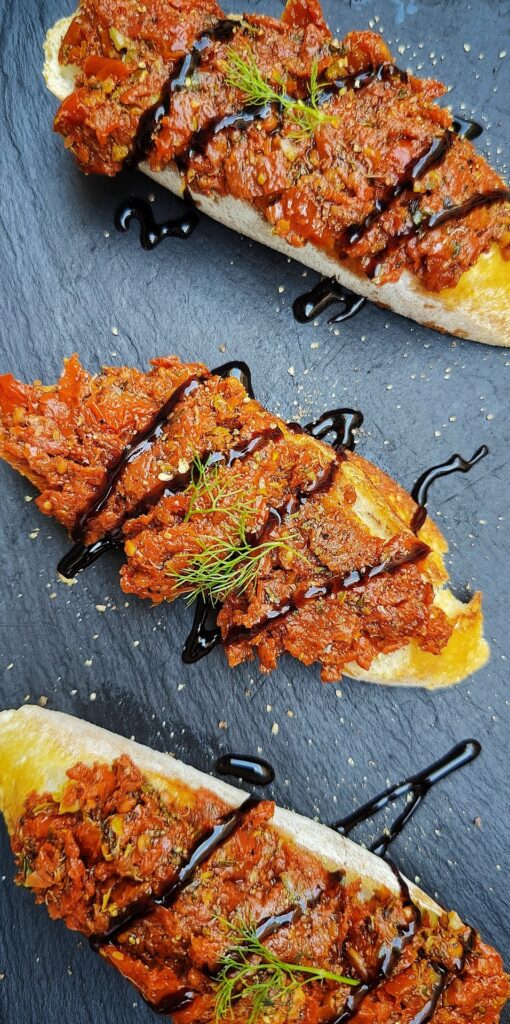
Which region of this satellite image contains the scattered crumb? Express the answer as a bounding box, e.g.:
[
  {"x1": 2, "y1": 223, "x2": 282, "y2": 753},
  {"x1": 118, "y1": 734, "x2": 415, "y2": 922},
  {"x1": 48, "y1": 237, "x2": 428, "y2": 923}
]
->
[
  {"x1": 218, "y1": 720, "x2": 228, "y2": 729},
  {"x1": 38, "y1": 695, "x2": 48, "y2": 707},
  {"x1": 271, "y1": 722, "x2": 279, "y2": 735},
  {"x1": 474, "y1": 816, "x2": 482, "y2": 829},
  {"x1": 111, "y1": 326, "x2": 119, "y2": 336},
  {"x1": 89, "y1": 692, "x2": 97, "y2": 701},
  {"x1": 95, "y1": 604, "x2": 107, "y2": 612}
]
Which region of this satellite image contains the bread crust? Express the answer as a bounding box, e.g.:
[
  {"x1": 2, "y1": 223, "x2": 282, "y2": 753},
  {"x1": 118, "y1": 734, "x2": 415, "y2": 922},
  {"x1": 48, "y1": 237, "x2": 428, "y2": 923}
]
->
[
  {"x1": 0, "y1": 704, "x2": 441, "y2": 913},
  {"x1": 43, "y1": 17, "x2": 510, "y2": 348}
]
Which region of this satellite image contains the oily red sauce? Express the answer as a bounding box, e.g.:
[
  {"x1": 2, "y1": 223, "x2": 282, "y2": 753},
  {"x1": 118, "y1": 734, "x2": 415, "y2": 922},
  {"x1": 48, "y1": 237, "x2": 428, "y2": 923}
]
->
[
  {"x1": 12, "y1": 754, "x2": 510, "y2": 1023},
  {"x1": 54, "y1": 0, "x2": 510, "y2": 292}
]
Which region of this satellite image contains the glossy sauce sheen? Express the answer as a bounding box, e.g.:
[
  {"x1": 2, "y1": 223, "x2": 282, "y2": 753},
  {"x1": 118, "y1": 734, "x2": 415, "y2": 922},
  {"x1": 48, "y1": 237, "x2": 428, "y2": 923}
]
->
[
  {"x1": 215, "y1": 753, "x2": 275, "y2": 786},
  {"x1": 90, "y1": 794, "x2": 260, "y2": 952},
  {"x1": 410, "y1": 445, "x2": 489, "y2": 533},
  {"x1": 292, "y1": 279, "x2": 367, "y2": 324},
  {"x1": 332, "y1": 739, "x2": 481, "y2": 858},
  {"x1": 328, "y1": 870, "x2": 421, "y2": 1024},
  {"x1": 114, "y1": 194, "x2": 199, "y2": 249},
  {"x1": 116, "y1": 15, "x2": 502, "y2": 294},
  {"x1": 127, "y1": 19, "x2": 238, "y2": 169},
  {"x1": 304, "y1": 408, "x2": 364, "y2": 452},
  {"x1": 224, "y1": 541, "x2": 430, "y2": 646}
]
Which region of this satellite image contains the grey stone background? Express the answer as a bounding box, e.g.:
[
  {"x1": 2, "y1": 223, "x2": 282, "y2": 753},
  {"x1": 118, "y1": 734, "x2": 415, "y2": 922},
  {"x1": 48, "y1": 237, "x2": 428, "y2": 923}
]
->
[{"x1": 0, "y1": 0, "x2": 509, "y2": 1020}]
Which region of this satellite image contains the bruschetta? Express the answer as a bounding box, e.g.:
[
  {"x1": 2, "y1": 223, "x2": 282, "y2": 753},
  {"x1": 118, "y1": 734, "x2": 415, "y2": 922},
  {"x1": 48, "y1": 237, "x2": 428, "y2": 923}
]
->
[
  {"x1": 0, "y1": 354, "x2": 488, "y2": 687},
  {"x1": 43, "y1": 0, "x2": 510, "y2": 345},
  {"x1": 0, "y1": 706, "x2": 508, "y2": 1022}
]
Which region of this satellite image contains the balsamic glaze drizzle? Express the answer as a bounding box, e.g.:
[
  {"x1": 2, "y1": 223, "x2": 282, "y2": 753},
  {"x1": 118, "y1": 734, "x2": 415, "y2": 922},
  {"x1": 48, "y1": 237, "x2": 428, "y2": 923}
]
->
[
  {"x1": 426, "y1": 188, "x2": 510, "y2": 229},
  {"x1": 114, "y1": 195, "x2": 199, "y2": 250},
  {"x1": 451, "y1": 114, "x2": 484, "y2": 141},
  {"x1": 73, "y1": 375, "x2": 205, "y2": 543},
  {"x1": 410, "y1": 445, "x2": 489, "y2": 533},
  {"x1": 127, "y1": 19, "x2": 238, "y2": 169},
  {"x1": 58, "y1": 374, "x2": 208, "y2": 579},
  {"x1": 90, "y1": 794, "x2": 260, "y2": 952},
  {"x1": 224, "y1": 541, "x2": 430, "y2": 647},
  {"x1": 328, "y1": 869, "x2": 421, "y2": 1024},
  {"x1": 332, "y1": 739, "x2": 481, "y2": 858},
  {"x1": 292, "y1": 279, "x2": 367, "y2": 325},
  {"x1": 215, "y1": 753, "x2": 275, "y2": 786},
  {"x1": 304, "y1": 408, "x2": 364, "y2": 452},
  {"x1": 86, "y1": 738, "x2": 480, "y2": 1020},
  {"x1": 182, "y1": 595, "x2": 222, "y2": 662}
]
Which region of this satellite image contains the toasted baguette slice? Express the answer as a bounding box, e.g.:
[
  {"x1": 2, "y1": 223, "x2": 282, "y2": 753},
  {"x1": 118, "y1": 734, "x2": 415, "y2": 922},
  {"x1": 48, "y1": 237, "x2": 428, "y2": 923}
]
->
[
  {"x1": 43, "y1": 16, "x2": 510, "y2": 347},
  {"x1": 1, "y1": 706, "x2": 509, "y2": 1024},
  {"x1": 0, "y1": 354, "x2": 489, "y2": 688},
  {"x1": 0, "y1": 705, "x2": 426, "y2": 902}
]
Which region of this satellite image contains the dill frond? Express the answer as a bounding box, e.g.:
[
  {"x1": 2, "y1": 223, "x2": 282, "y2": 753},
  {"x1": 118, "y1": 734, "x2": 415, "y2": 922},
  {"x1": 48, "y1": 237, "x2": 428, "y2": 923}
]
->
[
  {"x1": 214, "y1": 919, "x2": 359, "y2": 1023},
  {"x1": 225, "y1": 48, "x2": 338, "y2": 138},
  {"x1": 167, "y1": 522, "x2": 301, "y2": 605},
  {"x1": 183, "y1": 454, "x2": 252, "y2": 522}
]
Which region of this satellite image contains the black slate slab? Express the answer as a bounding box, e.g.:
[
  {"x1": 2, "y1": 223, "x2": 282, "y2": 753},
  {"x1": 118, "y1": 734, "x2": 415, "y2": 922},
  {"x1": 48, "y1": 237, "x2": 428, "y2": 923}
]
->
[{"x1": 0, "y1": 0, "x2": 509, "y2": 1021}]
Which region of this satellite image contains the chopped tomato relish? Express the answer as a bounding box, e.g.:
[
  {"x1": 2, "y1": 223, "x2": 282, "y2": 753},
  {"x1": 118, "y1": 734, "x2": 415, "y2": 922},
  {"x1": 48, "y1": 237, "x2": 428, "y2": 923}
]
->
[
  {"x1": 0, "y1": 356, "x2": 453, "y2": 681},
  {"x1": 53, "y1": 0, "x2": 510, "y2": 290},
  {"x1": 12, "y1": 756, "x2": 510, "y2": 1022}
]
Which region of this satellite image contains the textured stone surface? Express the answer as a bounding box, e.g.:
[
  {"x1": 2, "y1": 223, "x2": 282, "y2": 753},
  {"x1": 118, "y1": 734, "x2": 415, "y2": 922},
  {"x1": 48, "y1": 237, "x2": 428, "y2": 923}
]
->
[{"x1": 0, "y1": 0, "x2": 509, "y2": 1020}]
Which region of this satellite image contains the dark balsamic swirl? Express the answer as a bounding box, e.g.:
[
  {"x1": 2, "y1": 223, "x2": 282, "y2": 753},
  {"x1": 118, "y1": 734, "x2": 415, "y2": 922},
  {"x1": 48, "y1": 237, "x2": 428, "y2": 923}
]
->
[
  {"x1": 86, "y1": 738, "x2": 480, "y2": 1020},
  {"x1": 293, "y1": 280, "x2": 366, "y2": 325},
  {"x1": 410, "y1": 445, "x2": 489, "y2": 533},
  {"x1": 304, "y1": 408, "x2": 364, "y2": 452},
  {"x1": 114, "y1": 194, "x2": 199, "y2": 250},
  {"x1": 332, "y1": 739, "x2": 481, "y2": 857},
  {"x1": 215, "y1": 753, "x2": 275, "y2": 786}
]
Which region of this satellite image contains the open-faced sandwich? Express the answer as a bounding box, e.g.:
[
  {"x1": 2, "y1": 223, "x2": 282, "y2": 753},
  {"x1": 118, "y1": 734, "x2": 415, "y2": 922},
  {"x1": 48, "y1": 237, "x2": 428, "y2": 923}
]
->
[
  {"x1": 0, "y1": 355, "x2": 488, "y2": 687},
  {"x1": 43, "y1": 0, "x2": 510, "y2": 345},
  {"x1": 0, "y1": 706, "x2": 508, "y2": 1022}
]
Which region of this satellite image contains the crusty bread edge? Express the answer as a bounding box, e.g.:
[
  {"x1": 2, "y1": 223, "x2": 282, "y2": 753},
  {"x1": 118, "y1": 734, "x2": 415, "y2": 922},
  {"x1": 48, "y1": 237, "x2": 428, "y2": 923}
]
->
[
  {"x1": 0, "y1": 705, "x2": 444, "y2": 918},
  {"x1": 43, "y1": 16, "x2": 510, "y2": 348}
]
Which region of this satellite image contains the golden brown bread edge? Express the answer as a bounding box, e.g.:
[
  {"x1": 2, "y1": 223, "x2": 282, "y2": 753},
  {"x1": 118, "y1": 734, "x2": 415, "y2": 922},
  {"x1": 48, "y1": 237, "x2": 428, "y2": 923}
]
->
[
  {"x1": 43, "y1": 16, "x2": 510, "y2": 347},
  {"x1": 0, "y1": 354, "x2": 489, "y2": 689}
]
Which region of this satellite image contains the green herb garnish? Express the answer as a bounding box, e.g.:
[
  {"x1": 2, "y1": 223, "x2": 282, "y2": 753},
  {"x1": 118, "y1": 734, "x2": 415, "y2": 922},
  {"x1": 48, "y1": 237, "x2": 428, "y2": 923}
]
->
[
  {"x1": 225, "y1": 49, "x2": 337, "y2": 138},
  {"x1": 214, "y1": 919, "x2": 359, "y2": 1023},
  {"x1": 167, "y1": 515, "x2": 302, "y2": 605},
  {"x1": 183, "y1": 454, "x2": 253, "y2": 523}
]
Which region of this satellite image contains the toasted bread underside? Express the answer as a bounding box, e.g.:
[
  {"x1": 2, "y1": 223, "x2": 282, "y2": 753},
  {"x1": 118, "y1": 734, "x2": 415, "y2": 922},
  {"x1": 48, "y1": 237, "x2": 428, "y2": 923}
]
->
[
  {"x1": 44, "y1": 16, "x2": 510, "y2": 347},
  {"x1": 0, "y1": 705, "x2": 442, "y2": 915}
]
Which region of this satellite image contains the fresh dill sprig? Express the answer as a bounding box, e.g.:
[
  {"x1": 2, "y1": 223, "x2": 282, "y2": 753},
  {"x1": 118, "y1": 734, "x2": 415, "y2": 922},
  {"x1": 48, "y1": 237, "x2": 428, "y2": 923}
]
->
[
  {"x1": 167, "y1": 514, "x2": 301, "y2": 605},
  {"x1": 183, "y1": 454, "x2": 253, "y2": 523},
  {"x1": 214, "y1": 919, "x2": 359, "y2": 1023},
  {"x1": 225, "y1": 48, "x2": 337, "y2": 138}
]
